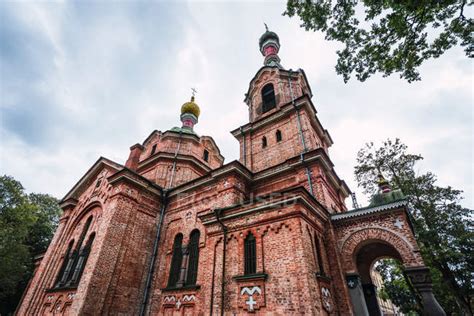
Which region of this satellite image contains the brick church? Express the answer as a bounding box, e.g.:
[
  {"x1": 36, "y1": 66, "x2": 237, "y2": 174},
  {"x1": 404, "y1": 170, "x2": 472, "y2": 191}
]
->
[{"x1": 17, "y1": 29, "x2": 446, "y2": 315}]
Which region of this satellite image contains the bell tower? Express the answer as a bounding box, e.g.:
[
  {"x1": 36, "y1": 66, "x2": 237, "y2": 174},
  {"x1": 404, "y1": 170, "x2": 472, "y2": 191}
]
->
[
  {"x1": 231, "y1": 27, "x2": 349, "y2": 212},
  {"x1": 232, "y1": 27, "x2": 334, "y2": 172}
]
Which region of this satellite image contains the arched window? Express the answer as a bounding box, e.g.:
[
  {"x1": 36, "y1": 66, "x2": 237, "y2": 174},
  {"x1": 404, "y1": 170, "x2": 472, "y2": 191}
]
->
[
  {"x1": 244, "y1": 233, "x2": 257, "y2": 275},
  {"x1": 261, "y1": 83, "x2": 276, "y2": 113},
  {"x1": 168, "y1": 234, "x2": 183, "y2": 287},
  {"x1": 262, "y1": 136, "x2": 267, "y2": 148},
  {"x1": 314, "y1": 235, "x2": 325, "y2": 275},
  {"x1": 186, "y1": 230, "x2": 200, "y2": 285},
  {"x1": 70, "y1": 232, "x2": 95, "y2": 285},
  {"x1": 276, "y1": 130, "x2": 282, "y2": 142},
  {"x1": 56, "y1": 239, "x2": 74, "y2": 287},
  {"x1": 65, "y1": 215, "x2": 93, "y2": 285},
  {"x1": 203, "y1": 149, "x2": 209, "y2": 162}
]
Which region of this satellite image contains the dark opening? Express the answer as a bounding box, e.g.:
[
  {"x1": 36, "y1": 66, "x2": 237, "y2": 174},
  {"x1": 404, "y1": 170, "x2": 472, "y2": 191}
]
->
[
  {"x1": 150, "y1": 144, "x2": 157, "y2": 156},
  {"x1": 244, "y1": 233, "x2": 257, "y2": 275},
  {"x1": 276, "y1": 130, "x2": 282, "y2": 142},
  {"x1": 261, "y1": 83, "x2": 276, "y2": 113},
  {"x1": 186, "y1": 230, "x2": 200, "y2": 285},
  {"x1": 262, "y1": 136, "x2": 267, "y2": 148},
  {"x1": 70, "y1": 232, "x2": 95, "y2": 285},
  {"x1": 55, "y1": 239, "x2": 74, "y2": 287},
  {"x1": 168, "y1": 234, "x2": 183, "y2": 287},
  {"x1": 203, "y1": 149, "x2": 209, "y2": 162},
  {"x1": 56, "y1": 215, "x2": 93, "y2": 287},
  {"x1": 314, "y1": 235, "x2": 325, "y2": 275}
]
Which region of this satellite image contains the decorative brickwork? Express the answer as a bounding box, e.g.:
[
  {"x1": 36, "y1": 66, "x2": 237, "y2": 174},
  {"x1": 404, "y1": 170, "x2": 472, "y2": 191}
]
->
[{"x1": 17, "y1": 29, "x2": 445, "y2": 316}]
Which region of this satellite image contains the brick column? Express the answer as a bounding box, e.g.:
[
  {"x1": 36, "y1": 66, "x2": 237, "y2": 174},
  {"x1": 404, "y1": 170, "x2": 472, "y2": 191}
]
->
[
  {"x1": 404, "y1": 266, "x2": 446, "y2": 316},
  {"x1": 362, "y1": 283, "x2": 382, "y2": 316},
  {"x1": 346, "y1": 274, "x2": 369, "y2": 316}
]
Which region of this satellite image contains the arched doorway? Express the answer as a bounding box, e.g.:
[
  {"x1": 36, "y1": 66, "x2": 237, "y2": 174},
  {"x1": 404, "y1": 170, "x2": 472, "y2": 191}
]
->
[
  {"x1": 342, "y1": 232, "x2": 446, "y2": 316},
  {"x1": 355, "y1": 241, "x2": 407, "y2": 315}
]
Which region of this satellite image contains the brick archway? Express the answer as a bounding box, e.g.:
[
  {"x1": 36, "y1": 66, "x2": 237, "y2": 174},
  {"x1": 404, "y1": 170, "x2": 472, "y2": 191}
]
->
[{"x1": 341, "y1": 227, "x2": 422, "y2": 273}]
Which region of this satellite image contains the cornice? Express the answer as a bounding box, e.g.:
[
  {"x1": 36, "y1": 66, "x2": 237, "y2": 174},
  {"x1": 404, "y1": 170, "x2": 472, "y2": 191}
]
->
[
  {"x1": 199, "y1": 188, "x2": 328, "y2": 226},
  {"x1": 331, "y1": 199, "x2": 408, "y2": 222},
  {"x1": 167, "y1": 161, "x2": 252, "y2": 197},
  {"x1": 59, "y1": 197, "x2": 78, "y2": 210},
  {"x1": 107, "y1": 168, "x2": 163, "y2": 197},
  {"x1": 137, "y1": 152, "x2": 212, "y2": 174}
]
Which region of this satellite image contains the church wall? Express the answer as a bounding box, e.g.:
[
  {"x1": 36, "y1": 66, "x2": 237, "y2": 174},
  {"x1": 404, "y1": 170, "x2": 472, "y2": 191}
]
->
[
  {"x1": 16, "y1": 213, "x2": 70, "y2": 315},
  {"x1": 145, "y1": 175, "x2": 340, "y2": 315},
  {"x1": 324, "y1": 225, "x2": 355, "y2": 314},
  {"x1": 147, "y1": 176, "x2": 248, "y2": 315},
  {"x1": 16, "y1": 166, "x2": 119, "y2": 315},
  {"x1": 139, "y1": 133, "x2": 222, "y2": 172},
  {"x1": 139, "y1": 161, "x2": 204, "y2": 189},
  {"x1": 242, "y1": 107, "x2": 327, "y2": 174},
  {"x1": 70, "y1": 181, "x2": 161, "y2": 315},
  {"x1": 100, "y1": 196, "x2": 159, "y2": 314}
]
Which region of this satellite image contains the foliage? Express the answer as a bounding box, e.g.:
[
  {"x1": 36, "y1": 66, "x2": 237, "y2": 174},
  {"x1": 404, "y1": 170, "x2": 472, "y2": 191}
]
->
[
  {"x1": 377, "y1": 259, "x2": 421, "y2": 314},
  {"x1": 0, "y1": 175, "x2": 61, "y2": 315},
  {"x1": 284, "y1": 0, "x2": 473, "y2": 82},
  {"x1": 355, "y1": 139, "x2": 473, "y2": 315}
]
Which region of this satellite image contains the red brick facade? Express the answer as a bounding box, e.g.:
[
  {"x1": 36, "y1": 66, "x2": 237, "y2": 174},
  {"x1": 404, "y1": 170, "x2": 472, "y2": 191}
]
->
[{"x1": 17, "y1": 31, "x2": 444, "y2": 316}]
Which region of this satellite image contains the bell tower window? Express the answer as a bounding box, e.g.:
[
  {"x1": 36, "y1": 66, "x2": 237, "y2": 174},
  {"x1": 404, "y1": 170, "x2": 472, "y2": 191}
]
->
[
  {"x1": 261, "y1": 83, "x2": 276, "y2": 113},
  {"x1": 276, "y1": 130, "x2": 282, "y2": 142},
  {"x1": 262, "y1": 136, "x2": 267, "y2": 148},
  {"x1": 203, "y1": 149, "x2": 209, "y2": 162}
]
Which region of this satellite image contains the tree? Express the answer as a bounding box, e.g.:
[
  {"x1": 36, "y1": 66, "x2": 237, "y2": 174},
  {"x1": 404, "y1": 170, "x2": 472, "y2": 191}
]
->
[
  {"x1": 0, "y1": 175, "x2": 61, "y2": 315},
  {"x1": 354, "y1": 139, "x2": 473, "y2": 315},
  {"x1": 284, "y1": 0, "x2": 473, "y2": 82},
  {"x1": 376, "y1": 259, "x2": 421, "y2": 314}
]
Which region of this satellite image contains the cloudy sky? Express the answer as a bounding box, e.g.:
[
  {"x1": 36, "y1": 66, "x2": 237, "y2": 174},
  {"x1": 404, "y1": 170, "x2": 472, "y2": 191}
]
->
[{"x1": 1, "y1": 1, "x2": 472, "y2": 209}]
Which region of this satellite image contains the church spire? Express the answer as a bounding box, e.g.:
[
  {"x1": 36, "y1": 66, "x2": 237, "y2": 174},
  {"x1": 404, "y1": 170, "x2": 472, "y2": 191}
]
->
[{"x1": 259, "y1": 25, "x2": 282, "y2": 68}]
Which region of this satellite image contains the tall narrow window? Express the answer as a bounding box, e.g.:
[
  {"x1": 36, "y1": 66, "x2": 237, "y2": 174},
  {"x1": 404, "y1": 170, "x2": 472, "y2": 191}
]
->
[
  {"x1": 168, "y1": 234, "x2": 183, "y2": 287},
  {"x1": 262, "y1": 83, "x2": 276, "y2": 113},
  {"x1": 186, "y1": 230, "x2": 200, "y2": 285},
  {"x1": 150, "y1": 144, "x2": 157, "y2": 156},
  {"x1": 244, "y1": 233, "x2": 257, "y2": 275},
  {"x1": 262, "y1": 136, "x2": 267, "y2": 148},
  {"x1": 56, "y1": 240, "x2": 74, "y2": 287},
  {"x1": 66, "y1": 216, "x2": 93, "y2": 284},
  {"x1": 203, "y1": 149, "x2": 209, "y2": 162},
  {"x1": 314, "y1": 235, "x2": 325, "y2": 275},
  {"x1": 276, "y1": 130, "x2": 282, "y2": 142},
  {"x1": 70, "y1": 233, "x2": 95, "y2": 285}
]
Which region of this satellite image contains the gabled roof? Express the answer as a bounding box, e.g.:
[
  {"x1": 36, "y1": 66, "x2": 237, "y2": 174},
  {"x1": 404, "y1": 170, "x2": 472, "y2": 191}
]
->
[
  {"x1": 331, "y1": 199, "x2": 408, "y2": 221},
  {"x1": 61, "y1": 157, "x2": 123, "y2": 203}
]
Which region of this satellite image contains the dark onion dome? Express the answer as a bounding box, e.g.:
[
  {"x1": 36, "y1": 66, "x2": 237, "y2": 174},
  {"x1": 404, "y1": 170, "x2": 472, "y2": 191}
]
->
[{"x1": 259, "y1": 30, "x2": 280, "y2": 48}]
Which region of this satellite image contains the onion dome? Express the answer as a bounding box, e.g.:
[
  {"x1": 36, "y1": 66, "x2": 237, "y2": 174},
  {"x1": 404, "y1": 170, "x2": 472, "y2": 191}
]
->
[
  {"x1": 178, "y1": 95, "x2": 200, "y2": 132},
  {"x1": 369, "y1": 173, "x2": 405, "y2": 207},
  {"x1": 259, "y1": 29, "x2": 280, "y2": 50},
  {"x1": 181, "y1": 96, "x2": 200, "y2": 118},
  {"x1": 376, "y1": 173, "x2": 391, "y2": 193},
  {"x1": 259, "y1": 24, "x2": 282, "y2": 68}
]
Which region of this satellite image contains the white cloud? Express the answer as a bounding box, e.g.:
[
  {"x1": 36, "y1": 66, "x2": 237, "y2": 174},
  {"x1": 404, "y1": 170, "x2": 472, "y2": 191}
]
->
[{"x1": 1, "y1": 1, "x2": 472, "y2": 209}]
